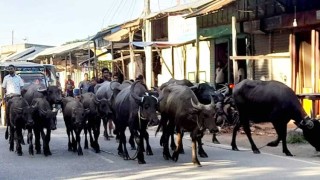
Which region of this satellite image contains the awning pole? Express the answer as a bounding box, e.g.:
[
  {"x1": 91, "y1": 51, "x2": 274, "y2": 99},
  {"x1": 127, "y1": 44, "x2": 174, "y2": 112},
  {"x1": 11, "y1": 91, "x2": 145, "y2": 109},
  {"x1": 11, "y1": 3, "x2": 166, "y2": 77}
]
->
[
  {"x1": 121, "y1": 51, "x2": 126, "y2": 79},
  {"x1": 232, "y1": 16, "x2": 238, "y2": 83}
]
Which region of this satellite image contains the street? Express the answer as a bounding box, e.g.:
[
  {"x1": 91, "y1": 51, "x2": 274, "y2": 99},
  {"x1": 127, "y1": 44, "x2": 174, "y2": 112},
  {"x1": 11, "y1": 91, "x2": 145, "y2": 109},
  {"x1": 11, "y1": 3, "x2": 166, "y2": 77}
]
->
[{"x1": 1, "y1": 113, "x2": 320, "y2": 180}]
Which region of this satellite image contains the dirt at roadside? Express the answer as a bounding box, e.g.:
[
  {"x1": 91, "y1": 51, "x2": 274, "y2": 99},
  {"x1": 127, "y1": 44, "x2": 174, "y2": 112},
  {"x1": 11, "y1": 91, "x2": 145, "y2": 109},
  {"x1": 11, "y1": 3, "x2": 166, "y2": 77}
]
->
[{"x1": 202, "y1": 122, "x2": 320, "y2": 159}]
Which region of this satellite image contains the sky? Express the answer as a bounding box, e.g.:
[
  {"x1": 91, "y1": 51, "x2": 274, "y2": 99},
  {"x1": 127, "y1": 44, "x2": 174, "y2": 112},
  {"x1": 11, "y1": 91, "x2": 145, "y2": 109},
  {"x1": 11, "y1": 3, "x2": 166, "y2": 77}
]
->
[{"x1": 0, "y1": 0, "x2": 191, "y2": 47}]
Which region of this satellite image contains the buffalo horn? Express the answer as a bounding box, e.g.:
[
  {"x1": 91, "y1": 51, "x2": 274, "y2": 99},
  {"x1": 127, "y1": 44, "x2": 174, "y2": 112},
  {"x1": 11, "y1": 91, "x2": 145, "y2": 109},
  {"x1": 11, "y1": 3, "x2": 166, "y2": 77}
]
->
[
  {"x1": 205, "y1": 96, "x2": 215, "y2": 110},
  {"x1": 191, "y1": 98, "x2": 202, "y2": 110},
  {"x1": 37, "y1": 87, "x2": 47, "y2": 92},
  {"x1": 305, "y1": 119, "x2": 314, "y2": 129},
  {"x1": 40, "y1": 109, "x2": 47, "y2": 114},
  {"x1": 152, "y1": 87, "x2": 164, "y2": 102},
  {"x1": 130, "y1": 81, "x2": 143, "y2": 102}
]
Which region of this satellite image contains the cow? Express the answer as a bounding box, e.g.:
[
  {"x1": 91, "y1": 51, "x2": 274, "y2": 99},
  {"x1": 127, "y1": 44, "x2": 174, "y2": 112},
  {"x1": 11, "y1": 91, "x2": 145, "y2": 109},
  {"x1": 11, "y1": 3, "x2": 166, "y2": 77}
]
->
[
  {"x1": 79, "y1": 92, "x2": 111, "y2": 153},
  {"x1": 296, "y1": 119, "x2": 320, "y2": 151},
  {"x1": 61, "y1": 97, "x2": 89, "y2": 155},
  {"x1": 5, "y1": 96, "x2": 35, "y2": 156},
  {"x1": 158, "y1": 84, "x2": 218, "y2": 166},
  {"x1": 113, "y1": 80, "x2": 162, "y2": 164},
  {"x1": 231, "y1": 79, "x2": 316, "y2": 156},
  {"x1": 23, "y1": 84, "x2": 63, "y2": 108},
  {"x1": 31, "y1": 98, "x2": 58, "y2": 156}
]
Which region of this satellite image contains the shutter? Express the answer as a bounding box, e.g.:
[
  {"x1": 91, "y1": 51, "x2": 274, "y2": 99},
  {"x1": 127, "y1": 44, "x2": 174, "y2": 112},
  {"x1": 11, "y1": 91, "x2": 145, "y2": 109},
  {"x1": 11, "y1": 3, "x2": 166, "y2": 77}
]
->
[
  {"x1": 253, "y1": 34, "x2": 270, "y2": 80},
  {"x1": 272, "y1": 31, "x2": 290, "y2": 53}
]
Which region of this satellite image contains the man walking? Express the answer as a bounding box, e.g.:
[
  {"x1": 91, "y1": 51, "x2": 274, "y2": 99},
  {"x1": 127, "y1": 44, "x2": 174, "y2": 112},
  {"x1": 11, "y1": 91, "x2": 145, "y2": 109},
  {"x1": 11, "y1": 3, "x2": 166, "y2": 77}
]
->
[
  {"x1": 79, "y1": 73, "x2": 90, "y2": 94},
  {"x1": 65, "y1": 74, "x2": 75, "y2": 97}
]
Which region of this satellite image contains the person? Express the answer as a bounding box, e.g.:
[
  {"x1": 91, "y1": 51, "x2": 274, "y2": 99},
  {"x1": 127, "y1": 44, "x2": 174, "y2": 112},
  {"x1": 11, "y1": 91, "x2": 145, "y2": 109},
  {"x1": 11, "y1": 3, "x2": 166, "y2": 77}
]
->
[
  {"x1": 215, "y1": 61, "x2": 225, "y2": 88},
  {"x1": 2, "y1": 64, "x2": 24, "y2": 125},
  {"x1": 112, "y1": 72, "x2": 118, "y2": 82},
  {"x1": 65, "y1": 74, "x2": 75, "y2": 97},
  {"x1": 98, "y1": 67, "x2": 111, "y2": 83},
  {"x1": 88, "y1": 77, "x2": 97, "y2": 93},
  {"x1": 135, "y1": 74, "x2": 145, "y2": 84},
  {"x1": 78, "y1": 73, "x2": 90, "y2": 94},
  {"x1": 56, "y1": 76, "x2": 62, "y2": 90}
]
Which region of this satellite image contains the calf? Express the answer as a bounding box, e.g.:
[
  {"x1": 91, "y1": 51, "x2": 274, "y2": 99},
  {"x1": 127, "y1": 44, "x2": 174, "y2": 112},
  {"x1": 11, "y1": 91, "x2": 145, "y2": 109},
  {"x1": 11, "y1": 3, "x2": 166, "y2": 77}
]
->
[
  {"x1": 80, "y1": 92, "x2": 111, "y2": 153},
  {"x1": 6, "y1": 97, "x2": 35, "y2": 156},
  {"x1": 61, "y1": 97, "x2": 89, "y2": 155},
  {"x1": 31, "y1": 98, "x2": 58, "y2": 156}
]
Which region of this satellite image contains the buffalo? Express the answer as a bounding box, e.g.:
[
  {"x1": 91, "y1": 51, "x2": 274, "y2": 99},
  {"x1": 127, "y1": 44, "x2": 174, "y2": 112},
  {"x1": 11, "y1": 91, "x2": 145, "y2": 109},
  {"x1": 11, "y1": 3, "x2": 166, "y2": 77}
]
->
[
  {"x1": 80, "y1": 92, "x2": 111, "y2": 153},
  {"x1": 231, "y1": 79, "x2": 315, "y2": 156},
  {"x1": 23, "y1": 84, "x2": 62, "y2": 108},
  {"x1": 5, "y1": 97, "x2": 35, "y2": 156},
  {"x1": 158, "y1": 84, "x2": 218, "y2": 166},
  {"x1": 61, "y1": 97, "x2": 89, "y2": 155},
  {"x1": 31, "y1": 98, "x2": 58, "y2": 156},
  {"x1": 114, "y1": 80, "x2": 162, "y2": 164}
]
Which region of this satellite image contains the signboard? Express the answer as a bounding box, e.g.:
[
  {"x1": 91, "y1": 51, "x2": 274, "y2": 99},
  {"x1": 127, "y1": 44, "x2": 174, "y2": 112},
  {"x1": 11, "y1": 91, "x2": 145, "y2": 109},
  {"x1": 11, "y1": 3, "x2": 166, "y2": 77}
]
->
[{"x1": 168, "y1": 15, "x2": 196, "y2": 43}]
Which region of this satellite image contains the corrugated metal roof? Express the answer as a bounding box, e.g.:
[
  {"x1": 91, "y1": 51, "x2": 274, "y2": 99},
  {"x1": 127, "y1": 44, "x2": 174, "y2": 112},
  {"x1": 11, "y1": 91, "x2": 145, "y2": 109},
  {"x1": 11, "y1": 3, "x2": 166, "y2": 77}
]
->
[
  {"x1": 36, "y1": 41, "x2": 89, "y2": 57},
  {"x1": 185, "y1": 0, "x2": 236, "y2": 18},
  {"x1": 1, "y1": 47, "x2": 47, "y2": 62},
  {"x1": 144, "y1": 0, "x2": 213, "y2": 20}
]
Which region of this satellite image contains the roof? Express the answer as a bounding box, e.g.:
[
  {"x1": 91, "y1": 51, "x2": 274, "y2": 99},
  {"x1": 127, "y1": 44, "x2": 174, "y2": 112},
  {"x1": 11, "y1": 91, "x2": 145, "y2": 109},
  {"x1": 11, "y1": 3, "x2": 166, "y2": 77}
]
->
[
  {"x1": 36, "y1": 41, "x2": 90, "y2": 57},
  {"x1": 144, "y1": 0, "x2": 212, "y2": 20},
  {"x1": 1, "y1": 47, "x2": 48, "y2": 62},
  {"x1": 185, "y1": 0, "x2": 236, "y2": 18},
  {"x1": 131, "y1": 40, "x2": 195, "y2": 48},
  {"x1": 0, "y1": 61, "x2": 44, "y2": 68}
]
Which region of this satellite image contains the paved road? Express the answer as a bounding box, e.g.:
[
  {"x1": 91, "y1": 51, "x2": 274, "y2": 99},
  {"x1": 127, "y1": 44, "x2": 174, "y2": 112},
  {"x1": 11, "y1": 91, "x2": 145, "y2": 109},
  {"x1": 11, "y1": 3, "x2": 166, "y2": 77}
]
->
[{"x1": 1, "y1": 113, "x2": 320, "y2": 180}]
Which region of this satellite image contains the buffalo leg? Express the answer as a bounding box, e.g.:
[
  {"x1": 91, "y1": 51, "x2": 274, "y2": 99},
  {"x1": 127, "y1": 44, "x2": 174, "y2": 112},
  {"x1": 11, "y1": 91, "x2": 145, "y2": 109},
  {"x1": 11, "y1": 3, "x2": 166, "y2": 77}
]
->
[
  {"x1": 92, "y1": 118, "x2": 101, "y2": 153},
  {"x1": 212, "y1": 133, "x2": 220, "y2": 144},
  {"x1": 231, "y1": 119, "x2": 242, "y2": 151},
  {"x1": 196, "y1": 132, "x2": 208, "y2": 158},
  {"x1": 170, "y1": 133, "x2": 176, "y2": 151},
  {"x1": 191, "y1": 132, "x2": 201, "y2": 166},
  {"x1": 15, "y1": 129, "x2": 23, "y2": 156},
  {"x1": 162, "y1": 118, "x2": 172, "y2": 160},
  {"x1": 144, "y1": 131, "x2": 153, "y2": 155},
  {"x1": 66, "y1": 128, "x2": 72, "y2": 151},
  {"x1": 178, "y1": 131, "x2": 184, "y2": 154},
  {"x1": 272, "y1": 121, "x2": 293, "y2": 156},
  {"x1": 103, "y1": 117, "x2": 110, "y2": 140},
  {"x1": 34, "y1": 128, "x2": 41, "y2": 154},
  {"x1": 76, "y1": 130, "x2": 83, "y2": 156},
  {"x1": 84, "y1": 124, "x2": 89, "y2": 149},
  {"x1": 70, "y1": 130, "x2": 77, "y2": 152},
  {"x1": 135, "y1": 131, "x2": 146, "y2": 164},
  {"x1": 27, "y1": 128, "x2": 34, "y2": 155},
  {"x1": 129, "y1": 130, "x2": 136, "y2": 150},
  {"x1": 9, "y1": 125, "x2": 14, "y2": 152},
  {"x1": 172, "y1": 130, "x2": 182, "y2": 162},
  {"x1": 242, "y1": 121, "x2": 260, "y2": 154}
]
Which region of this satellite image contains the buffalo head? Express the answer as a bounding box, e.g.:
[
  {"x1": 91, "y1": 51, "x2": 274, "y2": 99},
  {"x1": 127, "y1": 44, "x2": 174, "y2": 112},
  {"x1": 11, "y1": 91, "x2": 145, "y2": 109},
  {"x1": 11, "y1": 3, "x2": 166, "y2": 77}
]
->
[
  {"x1": 13, "y1": 106, "x2": 35, "y2": 128},
  {"x1": 45, "y1": 86, "x2": 63, "y2": 104},
  {"x1": 191, "y1": 96, "x2": 219, "y2": 133},
  {"x1": 296, "y1": 117, "x2": 320, "y2": 151},
  {"x1": 130, "y1": 81, "x2": 162, "y2": 126},
  {"x1": 94, "y1": 97, "x2": 112, "y2": 118},
  {"x1": 40, "y1": 108, "x2": 59, "y2": 130},
  {"x1": 72, "y1": 107, "x2": 90, "y2": 128}
]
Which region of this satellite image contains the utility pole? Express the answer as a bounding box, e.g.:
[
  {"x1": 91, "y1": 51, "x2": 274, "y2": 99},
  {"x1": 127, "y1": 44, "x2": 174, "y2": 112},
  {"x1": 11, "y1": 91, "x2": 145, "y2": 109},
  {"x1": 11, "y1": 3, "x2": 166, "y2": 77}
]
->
[{"x1": 143, "y1": 0, "x2": 152, "y2": 88}]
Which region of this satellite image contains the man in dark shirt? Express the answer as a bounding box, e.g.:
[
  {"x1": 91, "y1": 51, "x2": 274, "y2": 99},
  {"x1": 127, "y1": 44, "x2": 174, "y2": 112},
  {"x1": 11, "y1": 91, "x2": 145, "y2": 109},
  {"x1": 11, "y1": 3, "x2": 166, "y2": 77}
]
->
[{"x1": 88, "y1": 77, "x2": 97, "y2": 93}]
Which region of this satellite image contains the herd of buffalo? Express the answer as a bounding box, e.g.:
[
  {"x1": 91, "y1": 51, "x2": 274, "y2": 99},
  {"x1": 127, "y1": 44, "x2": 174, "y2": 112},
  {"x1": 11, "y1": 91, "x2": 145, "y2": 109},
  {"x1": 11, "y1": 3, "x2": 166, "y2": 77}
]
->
[{"x1": 4, "y1": 78, "x2": 320, "y2": 166}]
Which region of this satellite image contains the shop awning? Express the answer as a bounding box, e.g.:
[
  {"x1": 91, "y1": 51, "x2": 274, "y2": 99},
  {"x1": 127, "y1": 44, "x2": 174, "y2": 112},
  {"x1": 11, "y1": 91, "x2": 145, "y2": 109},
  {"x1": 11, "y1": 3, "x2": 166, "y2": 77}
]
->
[
  {"x1": 2, "y1": 47, "x2": 47, "y2": 62},
  {"x1": 130, "y1": 40, "x2": 195, "y2": 48},
  {"x1": 144, "y1": 0, "x2": 212, "y2": 20},
  {"x1": 185, "y1": 0, "x2": 236, "y2": 18},
  {"x1": 36, "y1": 41, "x2": 90, "y2": 57}
]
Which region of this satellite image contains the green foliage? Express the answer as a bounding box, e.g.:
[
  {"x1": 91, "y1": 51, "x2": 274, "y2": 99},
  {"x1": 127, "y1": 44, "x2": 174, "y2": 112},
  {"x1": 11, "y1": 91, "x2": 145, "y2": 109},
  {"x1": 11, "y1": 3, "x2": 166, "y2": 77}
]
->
[{"x1": 287, "y1": 131, "x2": 307, "y2": 144}]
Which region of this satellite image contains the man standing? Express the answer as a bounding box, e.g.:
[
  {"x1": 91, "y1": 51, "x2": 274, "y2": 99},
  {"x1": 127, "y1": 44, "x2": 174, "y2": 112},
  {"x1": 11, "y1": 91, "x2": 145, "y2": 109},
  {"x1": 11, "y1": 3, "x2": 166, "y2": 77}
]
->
[
  {"x1": 79, "y1": 73, "x2": 90, "y2": 94},
  {"x1": 2, "y1": 65, "x2": 24, "y2": 97},
  {"x1": 65, "y1": 74, "x2": 75, "y2": 97},
  {"x1": 2, "y1": 64, "x2": 24, "y2": 126}
]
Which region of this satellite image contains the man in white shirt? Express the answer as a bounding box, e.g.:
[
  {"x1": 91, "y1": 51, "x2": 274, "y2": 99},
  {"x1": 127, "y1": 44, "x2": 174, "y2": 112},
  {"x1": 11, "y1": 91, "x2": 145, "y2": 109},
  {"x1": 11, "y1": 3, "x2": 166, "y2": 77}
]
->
[
  {"x1": 215, "y1": 62, "x2": 225, "y2": 85},
  {"x1": 2, "y1": 65, "x2": 24, "y2": 97}
]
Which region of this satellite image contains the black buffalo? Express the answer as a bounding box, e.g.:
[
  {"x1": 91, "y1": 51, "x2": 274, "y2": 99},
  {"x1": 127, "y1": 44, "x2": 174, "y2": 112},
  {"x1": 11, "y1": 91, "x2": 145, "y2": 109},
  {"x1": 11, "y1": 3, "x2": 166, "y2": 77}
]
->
[
  {"x1": 31, "y1": 98, "x2": 58, "y2": 156},
  {"x1": 114, "y1": 80, "x2": 162, "y2": 164},
  {"x1": 159, "y1": 84, "x2": 218, "y2": 166},
  {"x1": 80, "y1": 92, "x2": 111, "y2": 153},
  {"x1": 61, "y1": 97, "x2": 89, "y2": 155},
  {"x1": 23, "y1": 84, "x2": 62, "y2": 108},
  {"x1": 6, "y1": 97, "x2": 35, "y2": 156},
  {"x1": 232, "y1": 79, "x2": 315, "y2": 156},
  {"x1": 159, "y1": 79, "x2": 230, "y2": 158}
]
